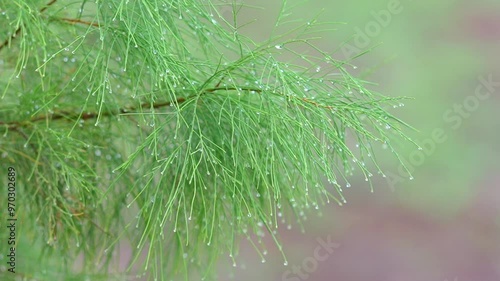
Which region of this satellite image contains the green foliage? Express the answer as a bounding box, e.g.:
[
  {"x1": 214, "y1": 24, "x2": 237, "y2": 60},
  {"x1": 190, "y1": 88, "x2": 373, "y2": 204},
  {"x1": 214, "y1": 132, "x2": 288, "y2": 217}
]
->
[{"x1": 0, "y1": 0, "x2": 415, "y2": 280}]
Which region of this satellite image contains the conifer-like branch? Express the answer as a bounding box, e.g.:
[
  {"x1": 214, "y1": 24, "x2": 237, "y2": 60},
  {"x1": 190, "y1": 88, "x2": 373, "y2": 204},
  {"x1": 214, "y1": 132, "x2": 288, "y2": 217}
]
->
[{"x1": 0, "y1": 1, "x2": 416, "y2": 280}]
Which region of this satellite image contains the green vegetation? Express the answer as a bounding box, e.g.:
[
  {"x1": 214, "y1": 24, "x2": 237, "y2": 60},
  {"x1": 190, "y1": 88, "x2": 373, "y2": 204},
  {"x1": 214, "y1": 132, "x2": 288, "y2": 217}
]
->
[{"x1": 0, "y1": 0, "x2": 415, "y2": 280}]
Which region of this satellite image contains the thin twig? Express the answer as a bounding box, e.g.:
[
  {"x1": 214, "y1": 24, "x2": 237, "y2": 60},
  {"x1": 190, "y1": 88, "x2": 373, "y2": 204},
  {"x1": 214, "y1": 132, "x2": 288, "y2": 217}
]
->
[
  {"x1": 58, "y1": 17, "x2": 100, "y2": 27},
  {"x1": 41, "y1": 0, "x2": 58, "y2": 13}
]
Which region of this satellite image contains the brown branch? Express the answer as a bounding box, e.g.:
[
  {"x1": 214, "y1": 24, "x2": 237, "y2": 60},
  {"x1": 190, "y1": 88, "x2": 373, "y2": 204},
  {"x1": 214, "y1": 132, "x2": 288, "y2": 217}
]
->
[
  {"x1": 0, "y1": 0, "x2": 57, "y2": 52},
  {"x1": 299, "y1": 96, "x2": 334, "y2": 110},
  {"x1": 1, "y1": 86, "x2": 334, "y2": 130},
  {"x1": 58, "y1": 17, "x2": 100, "y2": 27},
  {"x1": 0, "y1": 92, "x2": 189, "y2": 131},
  {"x1": 41, "y1": 0, "x2": 58, "y2": 13}
]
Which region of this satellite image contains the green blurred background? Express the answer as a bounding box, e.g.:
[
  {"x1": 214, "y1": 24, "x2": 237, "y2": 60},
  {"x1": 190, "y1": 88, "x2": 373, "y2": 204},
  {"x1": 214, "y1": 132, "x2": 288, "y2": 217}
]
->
[{"x1": 217, "y1": 0, "x2": 500, "y2": 280}]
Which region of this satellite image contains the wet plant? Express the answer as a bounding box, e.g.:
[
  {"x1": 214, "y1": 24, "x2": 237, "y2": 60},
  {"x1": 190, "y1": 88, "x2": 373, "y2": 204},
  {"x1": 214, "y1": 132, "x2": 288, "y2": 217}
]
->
[{"x1": 0, "y1": 0, "x2": 416, "y2": 280}]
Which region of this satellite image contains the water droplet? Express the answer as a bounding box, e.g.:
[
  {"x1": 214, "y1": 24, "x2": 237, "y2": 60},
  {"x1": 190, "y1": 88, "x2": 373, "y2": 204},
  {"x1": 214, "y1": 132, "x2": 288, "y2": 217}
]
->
[{"x1": 275, "y1": 44, "x2": 283, "y2": 50}]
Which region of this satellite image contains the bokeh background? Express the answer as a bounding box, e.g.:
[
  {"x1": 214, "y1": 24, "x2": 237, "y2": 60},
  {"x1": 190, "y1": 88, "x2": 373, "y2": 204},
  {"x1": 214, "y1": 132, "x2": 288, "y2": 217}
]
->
[{"x1": 216, "y1": 0, "x2": 500, "y2": 280}]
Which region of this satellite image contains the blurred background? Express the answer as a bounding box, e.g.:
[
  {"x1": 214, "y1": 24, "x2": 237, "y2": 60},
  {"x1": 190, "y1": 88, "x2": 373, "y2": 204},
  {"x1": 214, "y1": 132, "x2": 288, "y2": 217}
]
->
[{"x1": 216, "y1": 0, "x2": 500, "y2": 280}]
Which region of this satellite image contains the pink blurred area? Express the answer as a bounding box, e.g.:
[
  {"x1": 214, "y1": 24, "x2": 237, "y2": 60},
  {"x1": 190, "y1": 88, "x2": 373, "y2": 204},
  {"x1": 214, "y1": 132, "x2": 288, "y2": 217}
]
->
[{"x1": 221, "y1": 174, "x2": 500, "y2": 281}]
